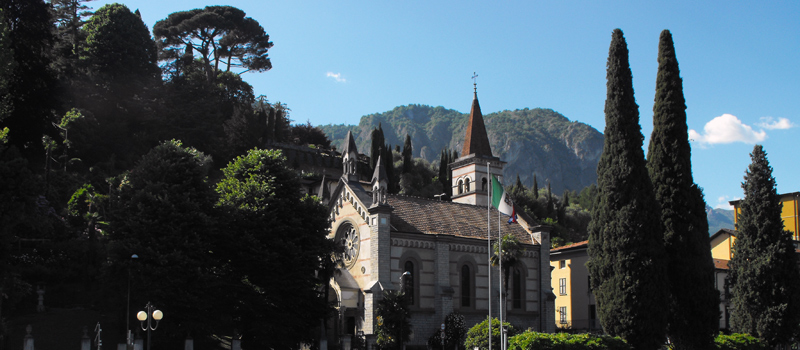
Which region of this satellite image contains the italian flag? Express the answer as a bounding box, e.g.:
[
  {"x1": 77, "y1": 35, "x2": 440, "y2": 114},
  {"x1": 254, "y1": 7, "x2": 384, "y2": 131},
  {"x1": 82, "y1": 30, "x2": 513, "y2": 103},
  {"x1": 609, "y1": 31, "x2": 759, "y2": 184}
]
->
[{"x1": 491, "y1": 175, "x2": 516, "y2": 223}]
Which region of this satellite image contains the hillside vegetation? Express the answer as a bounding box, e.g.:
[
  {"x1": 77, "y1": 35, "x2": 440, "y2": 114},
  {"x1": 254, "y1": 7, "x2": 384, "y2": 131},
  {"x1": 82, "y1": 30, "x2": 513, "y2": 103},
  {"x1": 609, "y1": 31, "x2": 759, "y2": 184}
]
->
[{"x1": 319, "y1": 104, "x2": 604, "y2": 194}]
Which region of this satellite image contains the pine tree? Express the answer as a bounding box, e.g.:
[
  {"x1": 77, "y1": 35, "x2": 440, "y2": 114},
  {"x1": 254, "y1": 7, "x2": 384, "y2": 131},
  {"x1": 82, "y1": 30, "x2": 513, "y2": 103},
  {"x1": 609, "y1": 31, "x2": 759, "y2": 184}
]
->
[
  {"x1": 586, "y1": 28, "x2": 668, "y2": 350},
  {"x1": 728, "y1": 145, "x2": 800, "y2": 347},
  {"x1": 402, "y1": 134, "x2": 412, "y2": 174},
  {"x1": 646, "y1": 29, "x2": 718, "y2": 350}
]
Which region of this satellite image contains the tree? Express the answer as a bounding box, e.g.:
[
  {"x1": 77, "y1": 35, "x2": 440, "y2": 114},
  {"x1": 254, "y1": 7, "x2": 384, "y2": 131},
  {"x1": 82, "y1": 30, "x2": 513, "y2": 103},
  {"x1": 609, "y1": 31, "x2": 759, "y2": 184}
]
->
[
  {"x1": 402, "y1": 134, "x2": 412, "y2": 174},
  {"x1": 106, "y1": 140, "x2": 221, "y2": 347},
  {"x1": 727, "y1": 145, "x2": 800, "y2": 347},
  {"x1": 371, "y1": 124, "x2": 385, "y2": 171},
  {"x1": 49, "y1": 0, "x2": 93, "y2": 81},
  {"x1": 491, "y1": 233, "x2": 523, "y2": 310},
  {"x1": 291, "y1": 120, "x2": 332, "y2": 148},
  {"x1": 427, "y1": 312, "x2": 468, "y2": 350},
  {"x1": 0, "y1": 9, "x2": 14, "y2": 123},
  {"x1": 532, "y1": 174, "x2": 539, "y2": 199},
  {"x1": 376, "y1": 290, "x2": 412, "y2": 350},
  {"x1": 215, "y1": 148, "x2": 333, "y2": 349},
  {"x1": 646, "y1": 30, "x2": 718, "y2": 350},
  {"x1": 82, "y1": 3, "x2": 159, "y2": 91},
  {"x1": 586, "y1": 29, "x2": 668, "y2": 350},
  {"x1": 153, "y1": 6, "x2": 273, "y2": 82},
  {"x1": 0, "y1": 0, "x2": 58, "y2": 159},
  {"x1": 464, "y1": 318, "x2": 517, "y2": 350}
]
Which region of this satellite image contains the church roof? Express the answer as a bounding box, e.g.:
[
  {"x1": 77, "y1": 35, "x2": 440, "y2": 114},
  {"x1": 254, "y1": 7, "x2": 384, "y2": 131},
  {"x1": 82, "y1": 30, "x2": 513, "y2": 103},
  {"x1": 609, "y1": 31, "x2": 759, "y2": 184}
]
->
[
  {"x1": 342, "y1": 130, "x2": 358, "y2": 155},
  {"x1": 461, "y1": 92, "x2": 493, "y2": 158},
  {"x1": 386, "y1": 194, "x2": 537, "y2": 245}
]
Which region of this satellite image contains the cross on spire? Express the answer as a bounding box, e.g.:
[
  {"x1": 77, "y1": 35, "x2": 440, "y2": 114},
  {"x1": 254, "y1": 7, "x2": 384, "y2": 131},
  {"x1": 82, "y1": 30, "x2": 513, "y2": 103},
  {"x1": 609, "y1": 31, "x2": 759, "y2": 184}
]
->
[{"x1": 472, "y1": 72, "x2": 479, "y2": 93}]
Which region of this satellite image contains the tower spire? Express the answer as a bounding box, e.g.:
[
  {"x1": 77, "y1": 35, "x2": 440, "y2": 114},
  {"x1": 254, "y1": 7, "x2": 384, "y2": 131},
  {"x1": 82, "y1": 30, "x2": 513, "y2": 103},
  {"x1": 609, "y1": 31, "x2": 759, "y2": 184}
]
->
[{"x1": 461, "y1": 73, "x2": 493, "y2": 158}]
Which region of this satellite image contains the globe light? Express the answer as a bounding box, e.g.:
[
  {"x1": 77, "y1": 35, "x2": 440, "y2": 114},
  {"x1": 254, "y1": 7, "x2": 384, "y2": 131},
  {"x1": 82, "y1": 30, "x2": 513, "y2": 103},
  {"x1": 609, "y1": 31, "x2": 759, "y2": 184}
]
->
[
  {"x1": 137, "y1": 311, "x2": 147, "y2": 321},
  {"x1": 152, "y1": 310, "x2": 163, "y2": 321}
]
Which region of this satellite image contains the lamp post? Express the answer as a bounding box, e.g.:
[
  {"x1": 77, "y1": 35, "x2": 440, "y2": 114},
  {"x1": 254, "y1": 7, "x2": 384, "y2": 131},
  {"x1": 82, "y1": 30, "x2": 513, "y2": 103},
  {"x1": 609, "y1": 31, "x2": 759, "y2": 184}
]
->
[
  {"x1": 440, "y1": 323, "x2": 445, "y2": 350},
  {"x1": 137, "y1": 302, "x2": 163, "y2": 350},
  {"x1": 127, "y1": 254, "x2": 138, "y2": 350}
]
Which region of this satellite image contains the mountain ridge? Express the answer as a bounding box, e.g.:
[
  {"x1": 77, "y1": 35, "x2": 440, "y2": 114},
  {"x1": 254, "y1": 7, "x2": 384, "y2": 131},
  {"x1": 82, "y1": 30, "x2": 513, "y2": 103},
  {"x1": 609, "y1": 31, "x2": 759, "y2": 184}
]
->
[{"x1": 318, "y1": 104, "x2": 604, "y2": 194}]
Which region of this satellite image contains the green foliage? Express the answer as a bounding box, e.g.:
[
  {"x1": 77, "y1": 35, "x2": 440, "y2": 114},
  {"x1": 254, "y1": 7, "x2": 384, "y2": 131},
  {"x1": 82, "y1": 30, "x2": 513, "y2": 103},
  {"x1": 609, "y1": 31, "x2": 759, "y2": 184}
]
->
[
  {"x1": 216, "y1": 148, "x2": 333, "y2": 349},
  {"x1": 319, "y1": 104, "x2": 603, "y2": 195},
  {"x1": 586, "y1": 29, "x2": 668, "y2": 350},
  {"x1": 465, "y1": 317, "x2": 517, "y2": 350},
  {"x1": 713, "y1": 333, "x2": 767, "y2": 350},
  {"x1": 399, "y1": 157, "x2": 441, "y2": 198},
  {"x1": 153, "y1": 6, "x2": 273, "y2": 82},
  {"x1": 647, "y1": 30, "x2": 719, "y2": 350},
  {"x1": 727, "y1": 145, "x2": 800, "y2": 346},
  {"x1": 508, "y1": 331, "x2": 631, "y2": 350},
  {"x1": 491, "y1": 234, "x2": 524, "y2": 300},
  {"x1": 427, "y1": 313, "x2": 468, "y2": 350},
  {"x1": 371, "y1": 124, "x2": 385, "y2": 171},
  {"x1": 402, "y1": 134, "x2": 413, "y2": 173},
  {"x1": 376, "y1": 290, "x2": 412, "y2": 350}
]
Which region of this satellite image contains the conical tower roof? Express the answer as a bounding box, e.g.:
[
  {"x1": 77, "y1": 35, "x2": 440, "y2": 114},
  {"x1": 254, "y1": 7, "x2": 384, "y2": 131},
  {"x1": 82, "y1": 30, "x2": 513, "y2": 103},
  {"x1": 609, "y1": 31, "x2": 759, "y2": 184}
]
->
[
  {"x1": 461, "y1": 91, "x2": 493, "y2": 158},
  {"x1": 342, "y1": 130, "x2": 358, "y2": 155},
  {"x1": 372, "y1": 155, "x2": 388, "y2": 184}
]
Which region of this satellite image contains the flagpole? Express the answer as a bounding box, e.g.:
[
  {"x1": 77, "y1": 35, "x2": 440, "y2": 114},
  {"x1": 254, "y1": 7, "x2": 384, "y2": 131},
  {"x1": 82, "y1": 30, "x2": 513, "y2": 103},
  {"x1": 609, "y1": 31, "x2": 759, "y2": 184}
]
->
[
  {"x1": 498, "y1": 185, "x2": 504, "y2": 350},
  {"x1": 486, "y1": 161, "x2": 491, "y2": 350}
]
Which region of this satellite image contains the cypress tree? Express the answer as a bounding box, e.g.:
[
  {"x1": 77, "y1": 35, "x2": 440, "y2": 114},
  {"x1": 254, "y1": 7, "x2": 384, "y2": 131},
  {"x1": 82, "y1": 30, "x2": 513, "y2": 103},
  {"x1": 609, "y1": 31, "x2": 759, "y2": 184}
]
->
[
  {"x1": 370, "y1": 123, "x2": 385, "y2": 171},
  {"x1": 382, "y1": 143, "x2": 396, "y2": 193},
  {"x1": 514, "y1": 174, "x2": 524, "y2": 195},
  {"x1": 728, "y1": 145, "x2": 800, "y2": 347},
  {"x1": 402, "y1": 134, "x2": 412, "y2": 174},
  {"x1": 646, "y1": 30, "x2": 718, "y2": 350},
  {"x1": 586, "y1": 28, "x2": 668, "y2": 350},
  {"x1": 532, "y1": 174, "x2": 539, "y2": 199}
]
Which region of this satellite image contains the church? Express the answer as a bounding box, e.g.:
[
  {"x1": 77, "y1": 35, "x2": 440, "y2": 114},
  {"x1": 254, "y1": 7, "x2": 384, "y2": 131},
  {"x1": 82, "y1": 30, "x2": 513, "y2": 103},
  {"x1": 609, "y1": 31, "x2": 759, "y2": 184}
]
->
[{"x1": 324, "y1": 88, "x2": 555, "y2": 349}]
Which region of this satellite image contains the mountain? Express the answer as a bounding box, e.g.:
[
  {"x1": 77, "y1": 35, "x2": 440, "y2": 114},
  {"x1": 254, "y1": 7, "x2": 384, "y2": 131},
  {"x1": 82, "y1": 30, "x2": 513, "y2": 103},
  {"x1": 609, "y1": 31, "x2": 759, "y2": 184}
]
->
[
  {"x1": 318, "y1": 104, "x2": 604, "y2": 194},
  {"x1": 707, "y1": 205, "x2": 735, "y2": 235}
]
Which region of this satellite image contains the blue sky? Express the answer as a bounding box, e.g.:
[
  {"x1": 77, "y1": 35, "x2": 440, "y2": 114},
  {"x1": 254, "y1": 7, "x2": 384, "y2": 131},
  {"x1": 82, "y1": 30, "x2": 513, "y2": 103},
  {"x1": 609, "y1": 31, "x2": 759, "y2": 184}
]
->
[{"x1": 93, "y1": 0, "x2": 799, "y2": 209}]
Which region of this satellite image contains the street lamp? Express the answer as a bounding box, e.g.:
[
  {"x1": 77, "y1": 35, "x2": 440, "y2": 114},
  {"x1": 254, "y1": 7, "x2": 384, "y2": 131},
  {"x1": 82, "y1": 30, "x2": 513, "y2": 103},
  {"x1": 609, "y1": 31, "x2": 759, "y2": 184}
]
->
[
  {"x1": 137, "y1": 302, "x2": 163, "y2": 350},
  {"x1": 126, "y1": 254, "x2": 138, "y2": 350}
]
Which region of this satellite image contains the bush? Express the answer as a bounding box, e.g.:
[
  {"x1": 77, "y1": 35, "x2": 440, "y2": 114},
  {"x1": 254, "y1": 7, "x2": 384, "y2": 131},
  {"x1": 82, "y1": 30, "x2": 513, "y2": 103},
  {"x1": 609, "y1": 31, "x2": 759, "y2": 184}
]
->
[
  {"x1": 714, "y1": 333, "x2": 767, "y2": 350},
  {"x1": 508, "y1": 331, "x2": 630, "y2": 350},
  {"x1": 427, "y1": 312, "x2": 468, "y2": 350},
  {"x1": 465, "y1": 318, "x2": 517, "y2": 350}
]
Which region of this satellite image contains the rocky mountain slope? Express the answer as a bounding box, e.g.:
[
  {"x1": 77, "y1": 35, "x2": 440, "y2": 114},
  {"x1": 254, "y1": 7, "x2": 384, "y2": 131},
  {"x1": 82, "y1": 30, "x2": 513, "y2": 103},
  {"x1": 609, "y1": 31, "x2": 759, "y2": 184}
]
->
[{"x1": 319, "y1": 104, "x2": 604, "y2": 194}]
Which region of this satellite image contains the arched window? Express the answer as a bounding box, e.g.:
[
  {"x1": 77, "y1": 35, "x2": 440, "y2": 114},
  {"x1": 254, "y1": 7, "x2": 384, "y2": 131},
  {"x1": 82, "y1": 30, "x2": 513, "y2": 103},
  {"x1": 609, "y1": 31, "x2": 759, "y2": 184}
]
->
[
  {"x1": 513, "y1": 267, "x2": 523, "y2": 309},
  {"x1": 482, "y1": 177, "x2": 487, "y2": 192},
  {"x1": 465, "y1": 178, "x2": 471, "y2": 192},
  {"x1": 404, "y1": 261, "x2": 415, "y2": 305},
  {"x1": 461, "y1": 265, "x2": 472, "y2": 307},
  {"x1": 336, "y1": 222, "x2": 360, "y2": 269},
  {"x1": 458, "y1": 180, "x2": 464, "y2": 194}
]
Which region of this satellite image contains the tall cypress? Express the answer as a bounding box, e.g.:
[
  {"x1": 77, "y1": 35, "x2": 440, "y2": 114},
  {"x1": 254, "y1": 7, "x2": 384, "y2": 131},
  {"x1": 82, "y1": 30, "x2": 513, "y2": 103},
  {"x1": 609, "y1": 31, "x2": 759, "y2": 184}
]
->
[
  {"x1": 402, "y1": 134, "x2": 412, "y2": 174},
  {"x1": 728, "y1": 145, "x2": 800, "y2": 347},
  {"x1": 586, "y1": 28, "x2": 668, "y2": 350},
  {"x1": 532, "y1": 174, "x2": 539, "y2": 199},
  {"x1": 647, "y1": 30, "x2": 718, "y2": 350},
  {"x1": 370, "y1": 123, "x2": 385, "y2": 171}
]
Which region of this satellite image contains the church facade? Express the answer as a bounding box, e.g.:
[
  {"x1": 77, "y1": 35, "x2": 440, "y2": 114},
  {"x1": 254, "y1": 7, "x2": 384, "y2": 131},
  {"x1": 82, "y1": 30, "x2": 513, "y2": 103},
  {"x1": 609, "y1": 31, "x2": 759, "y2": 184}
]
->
[{"x1": 325, "y1": 90, "x2": 555, "y2": 349}]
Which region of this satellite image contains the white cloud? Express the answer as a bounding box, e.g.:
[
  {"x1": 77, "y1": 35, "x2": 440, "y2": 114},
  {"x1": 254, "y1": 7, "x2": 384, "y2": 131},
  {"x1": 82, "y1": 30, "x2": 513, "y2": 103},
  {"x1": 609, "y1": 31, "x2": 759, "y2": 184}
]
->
[
  {"x1": 757, "y1": 116, "x2": 795, "y2": 130},
  {"x1": 714, "y1": 195, "x2": 739, "y2": 210},
  {"x1": 326, "y1": 72, "x2": 346, "y2": 83},
  {"x1": 689, "y1": 114, "x2": 767, "y2": 146}
]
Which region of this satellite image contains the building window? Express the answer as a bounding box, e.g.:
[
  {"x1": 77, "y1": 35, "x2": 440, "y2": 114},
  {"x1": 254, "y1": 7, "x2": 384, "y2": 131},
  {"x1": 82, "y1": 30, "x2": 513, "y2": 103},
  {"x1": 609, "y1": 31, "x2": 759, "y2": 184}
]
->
[
  {"x1": 512, "y1": 267, "x2": 523, "y2": 309},
  {"x1": 559, "y1": 306, "x2": 567, "y2": 324},
  {"x1": 559, "y1": 278, "x2": 567, "y2": 295},
  {"x1": 465, "y1": 178, "x2": 471, "y2": 192},
  {"x1": 404, "y1": 261, "x2": 415, "y2": 305},
  {"x1": 482, "y1": 177, "x2": 487, "y2": 192},
  {"x1": 458, "y1": 180, "x2": 464, "y2": 194},
  {"x1": 461, "y1": 265, "x2": 471, "y2": 307},
  {"x1": 559, "y1": 260, "x2": 566, "y2": 269}
]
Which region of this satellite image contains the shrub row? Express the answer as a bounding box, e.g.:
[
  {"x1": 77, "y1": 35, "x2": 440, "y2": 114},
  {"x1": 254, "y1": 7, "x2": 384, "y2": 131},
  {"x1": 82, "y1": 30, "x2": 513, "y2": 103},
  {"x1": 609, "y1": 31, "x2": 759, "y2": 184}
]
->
[{"x1": 507, "y1": 332, "x2": 630, "y2": 350}]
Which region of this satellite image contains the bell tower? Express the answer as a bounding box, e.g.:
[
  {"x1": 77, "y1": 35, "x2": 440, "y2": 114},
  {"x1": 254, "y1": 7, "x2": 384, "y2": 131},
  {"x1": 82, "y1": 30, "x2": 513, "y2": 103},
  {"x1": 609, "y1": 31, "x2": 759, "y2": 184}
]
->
[{"x1": 451, "y1": 75, "x2": 504, "y2": 206}]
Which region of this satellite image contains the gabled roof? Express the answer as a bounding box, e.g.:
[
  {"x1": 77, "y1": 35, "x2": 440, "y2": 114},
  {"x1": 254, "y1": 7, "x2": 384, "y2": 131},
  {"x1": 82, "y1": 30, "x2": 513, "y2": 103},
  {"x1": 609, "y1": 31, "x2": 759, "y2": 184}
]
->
[
  {"x1": 386, "y1": 194, "x2": 537, "y2": 245},
  {"x1": 710, "y1": 228, "x2": 736, "y2": 241},
  {"x1": 461, "y1": 92, "x2": 493, "y2": 158}
]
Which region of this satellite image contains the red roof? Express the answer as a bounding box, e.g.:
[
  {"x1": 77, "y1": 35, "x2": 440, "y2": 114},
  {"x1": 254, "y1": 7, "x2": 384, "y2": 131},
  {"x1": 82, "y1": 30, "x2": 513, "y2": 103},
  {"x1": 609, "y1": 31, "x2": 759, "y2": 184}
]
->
[
  {"x1": 550, "y1": 240, "x2": 589, "y2": 252},
  {"x1": 714, "y1": 259, "x2": 729, "y2": 270}
]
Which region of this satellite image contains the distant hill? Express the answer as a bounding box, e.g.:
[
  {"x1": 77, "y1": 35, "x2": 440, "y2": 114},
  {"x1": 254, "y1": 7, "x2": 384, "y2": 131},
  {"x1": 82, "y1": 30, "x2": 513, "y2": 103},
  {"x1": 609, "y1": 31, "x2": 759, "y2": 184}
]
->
[
  {"x1": 707, "y1": 205, "x2": 735, "y2": 235},
  {"x1": 319, "y1": 104, "x2": 604, "y2": 194}
]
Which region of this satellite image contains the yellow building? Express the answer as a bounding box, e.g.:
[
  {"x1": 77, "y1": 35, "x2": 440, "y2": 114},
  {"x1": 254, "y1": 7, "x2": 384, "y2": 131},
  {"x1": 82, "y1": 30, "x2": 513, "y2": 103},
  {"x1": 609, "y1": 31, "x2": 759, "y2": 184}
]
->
[
  {"x1": 730, "y1": 192, "x2": 800, "y2": 241},
  {"x1": 709, "y1": 228, "x2": 736, "y2": 330},
  {"x1": 549, "y1": 241, "x2": 599, "y2": 330}
]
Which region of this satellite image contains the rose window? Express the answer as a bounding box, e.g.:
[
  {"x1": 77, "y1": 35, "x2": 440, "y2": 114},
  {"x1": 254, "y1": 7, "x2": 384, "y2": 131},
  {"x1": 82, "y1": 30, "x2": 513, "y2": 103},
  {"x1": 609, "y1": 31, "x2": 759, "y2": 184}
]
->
[{"x1": 339, "y1": 224, "x2": 359, "y2": 269}]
